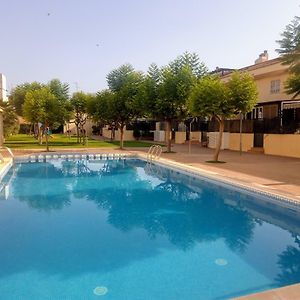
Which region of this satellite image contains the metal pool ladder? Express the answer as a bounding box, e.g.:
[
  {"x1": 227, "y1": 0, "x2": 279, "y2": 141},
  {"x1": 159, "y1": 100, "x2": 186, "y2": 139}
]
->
[
  {"x1": 147, "y1": 145, "x2": 162, "y2": 163},
  {"x1": 0, "y1": 146, "x2": 14, "y2": 163}
]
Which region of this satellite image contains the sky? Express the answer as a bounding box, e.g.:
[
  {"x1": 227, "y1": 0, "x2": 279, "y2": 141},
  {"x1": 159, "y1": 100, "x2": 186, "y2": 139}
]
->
[{"x1": 0, "y1": 0, "x2": 299, "y2": 94}]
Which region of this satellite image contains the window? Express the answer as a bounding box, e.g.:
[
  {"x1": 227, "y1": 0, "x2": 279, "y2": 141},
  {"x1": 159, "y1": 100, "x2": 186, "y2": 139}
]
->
[
  {"x1": 251, "y1": 106, "x2": 263, "y2": 119},
  {"x1": 270, "y1": 80, "x2": 280, "y2": 94}
]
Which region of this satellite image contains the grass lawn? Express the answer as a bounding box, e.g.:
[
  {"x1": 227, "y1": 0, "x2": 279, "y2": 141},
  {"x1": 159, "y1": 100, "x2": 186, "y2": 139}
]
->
[{"x1": 4, "y1": 134, "x2": 156, "y2": 149}]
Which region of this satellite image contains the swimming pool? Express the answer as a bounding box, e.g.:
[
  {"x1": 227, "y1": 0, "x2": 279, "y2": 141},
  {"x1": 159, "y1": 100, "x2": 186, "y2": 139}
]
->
[{"x1": 0, "y1": 157, "x2": 299, "y2": 299}]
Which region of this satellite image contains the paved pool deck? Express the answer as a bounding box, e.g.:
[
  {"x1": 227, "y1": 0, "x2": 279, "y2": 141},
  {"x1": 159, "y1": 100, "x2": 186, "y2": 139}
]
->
[{"x1": 234, "y1": 283, "x2": 300, "y2": 300}]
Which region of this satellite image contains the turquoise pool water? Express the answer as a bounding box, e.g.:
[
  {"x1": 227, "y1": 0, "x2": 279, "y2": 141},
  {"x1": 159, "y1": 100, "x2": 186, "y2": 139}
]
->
[{"x1": 0, "y1": 158, "x2": 299, "y2": 300}]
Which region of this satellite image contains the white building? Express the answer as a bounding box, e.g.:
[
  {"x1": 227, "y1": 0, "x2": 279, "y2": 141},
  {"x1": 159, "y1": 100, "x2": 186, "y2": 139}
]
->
[{"x1": 0, "y1": 74, "x2": 8, "y2": 102}]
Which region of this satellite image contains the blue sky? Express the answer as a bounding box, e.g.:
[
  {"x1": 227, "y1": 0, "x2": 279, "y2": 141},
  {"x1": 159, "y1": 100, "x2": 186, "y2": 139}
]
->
[{"x1": 0, "y1": 0, "x2": 299, "y2": 93}]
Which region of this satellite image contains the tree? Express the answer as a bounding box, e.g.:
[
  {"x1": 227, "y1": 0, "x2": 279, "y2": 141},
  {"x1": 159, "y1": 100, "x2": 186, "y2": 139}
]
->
[
  {"x1": 23, "y1": 87, "x2": 60, "y2": 151},
  {"x1": 277, "y1": 16, "x2": 300, "y2": 96},
  {"x1": 106, "y1": 64, "x2": 144, "y2": 149},
  {"x1": 227, "y1": 72, "x2": 258, "y2": 154},
  {"x1": 169, "y1": 51, "x2": 208, "y2": 78},
  {"x1": 284, "y1": 73, "x2": 300, "y2": 97},
  {"x1": 189, "y1": 73, "x2": 257, "y2": 162},
  {"x1": 227, "y1": 72, "x2": 258, "y2": 114},
  {"x1": 87, "y1": 90, "x2": 115, "y2": 139},
  {"x1": 0, "y1": 100, "x2": 19, "y2": 137},
  {"x1": 48, "y1": 79, "x2": 72, "y2": 126},
  {"x1": 139, "y1": 52, "x2": 207, "y2": 152},
  {"x1": 10, "y1": 82, "x2": 44, "y2": 116},
  {"x1": 135, "y1": 63, "x2": 161, "y2": 118},
  {"x1": 70, "y1": 92, "x2": 92, "y2": 144},
  {"x1": 189, "y1": 76, "x2": 229, "y2": 161}
]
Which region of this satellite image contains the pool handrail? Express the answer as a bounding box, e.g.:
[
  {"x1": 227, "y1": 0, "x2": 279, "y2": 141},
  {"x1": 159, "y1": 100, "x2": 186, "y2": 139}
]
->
[
  {"x1": 147, "y1": 145, "x2": 162, "y2": 162},
  {"x1": 0, "y1": 146, "x2": 14, "y2": 162}
]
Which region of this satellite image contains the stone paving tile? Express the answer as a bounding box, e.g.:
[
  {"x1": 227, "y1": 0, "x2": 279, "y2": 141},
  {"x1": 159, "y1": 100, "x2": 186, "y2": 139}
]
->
[{"x1": 234, "y1": 283, "x2": 300, "y2": 300}]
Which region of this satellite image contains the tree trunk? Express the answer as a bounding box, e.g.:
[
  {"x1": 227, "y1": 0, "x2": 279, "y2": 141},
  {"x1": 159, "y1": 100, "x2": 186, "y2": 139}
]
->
[
  {"x1": 67, "y1": 123, "x2": 71, "y2": 138},
  {"x1": 213, "y1": 117, "x2": 224, "y2": 162},
  {"x1": 165, "y1": 120, "x2": 172, "y2": 153},
  {"x1": 45, "y1": 125, "x2": 49, "y2": 152},
  {"x1": 76, "y1": 125, "x2": 79, "y2": 143},
  {"x1": 38, "y1": 126, "x2": 43, "y2": 145},
  {"x1": 239, "y1": 112, "x2": 243, "y2": 155},
  {"x1": 29, "y1": 123, "x2": 33, "y2": 135},
  {"x1": 120, "y1": 125, "x2": 124, "y2": 149}
]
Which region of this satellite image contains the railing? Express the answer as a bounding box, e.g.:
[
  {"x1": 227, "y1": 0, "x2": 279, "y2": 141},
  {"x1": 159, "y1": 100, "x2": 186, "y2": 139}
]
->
[
  {"x1": 0, "y1": 146, "x2": 14, "y2": 163},
  {"x1": 147, "y1": 145, "x2": 162, "y2": 162}
]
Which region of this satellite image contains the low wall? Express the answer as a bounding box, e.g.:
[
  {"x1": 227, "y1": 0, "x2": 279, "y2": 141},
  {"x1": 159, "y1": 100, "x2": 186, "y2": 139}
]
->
[
  {"x1": 102, "y1": 128, "x2": 112, "y2": 139},
  {"x1": 175, "y1": 132, "x2": 186, "y2": 144},
  {"x1": 264, "y1": 134, "x2": 300, "y2": 158},
  {"x1": 102, "y1": 128, "x2": 135, "y2": 141},
  {"x1": 208, "y1": 132, "x2": 230, "y2": 149},
  {"x1": 154, "y1": 130, "x2": 165, "y2": 142},
  {"x1": 190, "y1": 131, "x2": 201, "y2": 142},
  {"x1": 174, "y1": 131, "x2": 201, "y2": 144},
  {"x1": 64, "y1": 119, "x2": 95, "y2": 136},
  {"x1": 229, "y1": 133, "x2": 254, "y2": 152},
  {"x1": 115, "y1": 129, "x2": 135, "y2": 141}
]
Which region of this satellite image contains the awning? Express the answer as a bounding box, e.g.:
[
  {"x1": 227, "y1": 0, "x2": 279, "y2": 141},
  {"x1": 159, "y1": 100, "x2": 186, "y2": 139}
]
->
[{"x1": 282, "y1": 101, "x2": 300, "y2": 110}]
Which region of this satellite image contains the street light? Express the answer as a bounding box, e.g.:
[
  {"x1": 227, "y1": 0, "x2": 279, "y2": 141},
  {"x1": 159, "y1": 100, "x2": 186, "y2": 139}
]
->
[{"x1": 188, "y1": 117, "x2": 197, "y2": 155}]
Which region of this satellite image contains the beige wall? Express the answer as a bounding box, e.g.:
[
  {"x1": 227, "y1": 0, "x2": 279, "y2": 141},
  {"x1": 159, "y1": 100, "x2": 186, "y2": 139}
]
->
[
  {"x1": 102, "y1": 127, "x2": 112, "y2": 139},
  {"x1": 221, "y1": 59, "x2": 300, "y2": 105},
  {"x1": 64, "y1": 119, "x2": 95, "y2": 136},
  {"x1": 255, "y1": 73, "x2": 291, "y2": 103},
  {"x1": 102, "y1": 127, "x2": 135, "y2": 141},
  {"x1": 175, "y1": 131, "x2": 201, "y2": 144},
  {"x1": 115, "y1": 129, "x2": 135, "y2": 141},
  {"x1": 208, "y1": 132, "x2": 230, "y2": 149},
  {"x1": 264, "y1": 134, "x2": 300, "y2": 158},
  {"x1": 190, "y1": 131, "x2": 201, "y2": 141},
  {"x1": 229, "y1": 133, "x2": 254, "y2": 152},
  {"x1": 175, "y1": 132, "x2": 186, "y2": 144}
]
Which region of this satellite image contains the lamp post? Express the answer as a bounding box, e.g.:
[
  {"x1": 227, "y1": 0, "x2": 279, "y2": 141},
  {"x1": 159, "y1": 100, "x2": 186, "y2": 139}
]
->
[
  {"x1": 188, "y1": 117, "x2": 197, "y2": 155},
  {"x1": 239, "y1": 112, "x2": 243, "y2": 155}
]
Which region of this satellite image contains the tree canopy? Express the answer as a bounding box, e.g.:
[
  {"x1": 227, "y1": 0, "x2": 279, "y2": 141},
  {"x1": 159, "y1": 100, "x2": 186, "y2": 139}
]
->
[
  {"x1": 23, "y1": 87, "x2": 60, "y2": 151},
  {"x1": 0, "y1": 100, "x2": 19, "y2": 137},
  {"x1": 277, "y1": 16, "x2": 300, "y2": 73},
  {"x1": 277, "y1": 16, "x2": 300, "y2": 97},
  {"x1": 104, "y1": 64, "x2": 144, "y2": 149},
  {"x1": 70, "y1": 92, "x2": 93, "y2": 144},
  {"x1": 48, "y1": 79, "x2": 72, "y2": 124},
  {"x1": 139, "y1": 52, "x2": 207, "y2": 152},
  {"x1": 189, "y1": 72, "x2": 257, "y2": 161},
  {"x1": 10, "y1": 82, "x2": 44, "y2": 116}
]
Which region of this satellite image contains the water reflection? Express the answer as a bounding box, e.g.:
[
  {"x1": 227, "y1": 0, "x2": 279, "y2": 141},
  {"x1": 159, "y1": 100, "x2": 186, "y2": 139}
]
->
[
  {"x1": 11, "y1": 162, "x2": 72, "y2": 211},
  {"x1": 14, "y1": 160, "x2": 255, "y2": 252},
  {"x1": 3, "y1": 159, "x2": 300, "y2": 287},
  {"x1": 276, "y1": 235, "x2": 300, "y2": 286}
]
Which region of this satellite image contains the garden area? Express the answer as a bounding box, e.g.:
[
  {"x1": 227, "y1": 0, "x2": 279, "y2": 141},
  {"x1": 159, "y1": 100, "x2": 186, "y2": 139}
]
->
[{"x1": 4, "y1": 134, "x2": 153, "y2": 149}]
